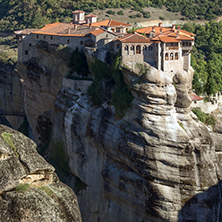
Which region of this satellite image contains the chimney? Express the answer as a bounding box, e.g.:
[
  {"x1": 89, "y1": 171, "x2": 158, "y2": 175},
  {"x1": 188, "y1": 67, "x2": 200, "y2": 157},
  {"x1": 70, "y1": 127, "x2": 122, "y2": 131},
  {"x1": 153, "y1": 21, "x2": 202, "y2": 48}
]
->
[
  {"x1": 152, "y1": 26, "x2": 155, "y2": 32},
  {"x1": 172, "y1": 24, "x2": 175, "y2": 30},
  {"x1": 177, "y1": 25, "x2": 181, "y2": 32},
  {"x1": 160, "y1": 27, "x2": 162, "y2": 34},
  {"x1": 159, "y1": 22, "x2": 162, "y2": 27},
  {"x1": 177, "y1": 30, "x2": 179, "y2": 38}
]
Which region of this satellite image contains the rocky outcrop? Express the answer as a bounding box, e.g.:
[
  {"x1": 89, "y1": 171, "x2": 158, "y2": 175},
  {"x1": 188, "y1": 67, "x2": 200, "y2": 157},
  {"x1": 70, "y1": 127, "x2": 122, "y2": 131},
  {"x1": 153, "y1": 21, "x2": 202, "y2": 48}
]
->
[
  {"x1": 17, "y1": 45, "x2": 70, "y2": 143},
  {"x1": 0, "y1": 61, "x2": 24, "y2": 129},
  {"x1": 0, "y1": 124, "x2": 81, "y2": 222},
  {"x1": 51, "y1": 62, "x2": 222, "y2": 222}
]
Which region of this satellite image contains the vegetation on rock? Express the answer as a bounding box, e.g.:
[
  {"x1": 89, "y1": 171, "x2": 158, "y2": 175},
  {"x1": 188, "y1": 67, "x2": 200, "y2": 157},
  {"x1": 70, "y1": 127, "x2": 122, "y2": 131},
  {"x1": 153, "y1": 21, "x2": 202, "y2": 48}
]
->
[
  {"x1": 87, "y1": 53, "x2": 133, "y2": 117},
  {"x1": 15, "y1": 183, "x2": 30, "y2": 193},
  {"x1": 0, "y1": 0, "x2": 221, "y2": 31},
  {"x1": 183, "y1": 21, "x2": 222, "y2": 96},
  {"x1": 192, "y1": 107, "x2": 216, "y2": 127}
]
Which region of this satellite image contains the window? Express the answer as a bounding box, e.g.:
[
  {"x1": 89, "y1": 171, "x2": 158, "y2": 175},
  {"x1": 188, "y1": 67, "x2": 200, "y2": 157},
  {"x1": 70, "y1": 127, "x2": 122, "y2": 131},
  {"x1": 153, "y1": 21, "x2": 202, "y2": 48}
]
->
[
  {"x1": 44, "y1": 35, "x2": 46, "y2": 39},
  {"x1": 136, "y1": 45, "x2": 141, "y2": 54},
  {"x1": 189, "y1": 42, "x2": 192, "y2": 46},
  {"x1": 143, "y1": 46, "x2": 147, "y2": 51},
  {"x1": 165, "y1": 53, "x2": 169, "y2": 60},
  {"x1": 25, "y1": 50, "x2": 28, "y2": 55},
  {"x1": 124, "y1": 45, "x2": 129, "y2": 51},
  {"x1": 175, "y1": 52, "x2": 179, "y2": 60},
  {"x1": 29, "y1": 43, "x2": 31, "y2": 47},
  {"x1": 149, "y1": 45, "x2": 153, "y2": 51},
  {"x1": 130, "y1": 45, "x2": 134, "y2": 51},
  {"x1": 117, "y1": 44, "x2": 120, "y2": 49},
  {"x1": 170, "y1": 53, "x2": 173, "y2": 60},
  {"x1": 67, "y1": 39, "x2": 70, "y2": 44},
  {"x1": 106, "y1": 34, "x2": 108, "y2": 37},
  {"x1": 37, "y1": 35, "x2": 39, "y2": 38},
  {"x1": 51, "y1": 36, "x2": 53, "y2": 40},
  {"x1": 80, "y1": 41, "x2": 83, "y2": 45}
]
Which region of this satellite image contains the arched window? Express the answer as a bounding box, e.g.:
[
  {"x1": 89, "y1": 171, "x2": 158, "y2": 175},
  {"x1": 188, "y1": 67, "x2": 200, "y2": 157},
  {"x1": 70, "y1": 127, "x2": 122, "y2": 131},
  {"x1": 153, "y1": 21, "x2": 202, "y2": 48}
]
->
[
  {"x1": 51, "y1": 36, "x2": 53, "y2": 40},
  {"x1": 136, "y1": 45, "x2": 141, "y2": 54},
  {"x1": 143, "y1": 45, "x2": 147, "y2": 51},
  {"x1": 67, "y1": 39, "x2": 70, "y2": 44},
  {"x1": 124, "y1": 45, "x2": 129, "y2": 51},
  {"x1": 37, "y1": 35, "x2": 39, "y2": 39},
  {"x1": 130, "y1": 45, "x2": 134, "y2": 51},
  {"x1": 149, "y1": 45, "x2": 153, "y2": 51},
  {"x1": 170, "y1": 53, "x2": 173, "y2": 60},
  {"x1": 175, "y1": 52, "x2": 179, "y2": 60},
  {"x1": 165, "y1": 53, "x2": 169, "y2": 60},
  {"x1": 117, "y1": 44, "x2": 120, "y2": 49}
]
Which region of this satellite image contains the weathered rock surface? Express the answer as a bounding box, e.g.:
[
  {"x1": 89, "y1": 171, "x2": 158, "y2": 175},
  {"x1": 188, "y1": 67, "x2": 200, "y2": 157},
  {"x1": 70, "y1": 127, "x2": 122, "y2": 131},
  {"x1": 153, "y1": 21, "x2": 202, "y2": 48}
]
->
[
  {"x1": 17, "y1": 45, "x2": 69, "y2": 143},
  {"x1": 0, "y1": 61, "x2": 24, "y2": 129},
  {"x1": 51, "y1": 62, "x2": 222, "y2": 222},
  {"x1": 0, "y1": 124, "x2": 82, "y2": 222}
]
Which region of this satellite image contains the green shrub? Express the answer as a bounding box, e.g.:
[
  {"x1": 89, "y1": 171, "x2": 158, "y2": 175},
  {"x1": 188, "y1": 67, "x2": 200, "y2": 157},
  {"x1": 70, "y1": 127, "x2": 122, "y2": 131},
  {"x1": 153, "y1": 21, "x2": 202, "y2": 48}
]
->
[
  {"x1": 192, "y1": 108, "x2": 216, "y2": 127},
  {"x1": 87, "y1": 55, "x2": 133, "y2": 118},
  {"x1": 1, "y1": 132, "x2": 18, "y2": 157},
  {"x1": 142, "y1": 11, "x2": 151, "y2": 18},
  {"x1": 159, "y1": 16, "x2": 165, "y2": 20},
  {"x1": 129, "y1": 15, "x2": 136, "y2": 19},
  {"x1": 69, "y1": 47, "x2": 89, "y2": 75},
  {"x1": 117, "y1": 10, "x2": 124, "y2": 15},
  {"x1": 106, "y1": 10, "x2": 115, "y2": 15}
]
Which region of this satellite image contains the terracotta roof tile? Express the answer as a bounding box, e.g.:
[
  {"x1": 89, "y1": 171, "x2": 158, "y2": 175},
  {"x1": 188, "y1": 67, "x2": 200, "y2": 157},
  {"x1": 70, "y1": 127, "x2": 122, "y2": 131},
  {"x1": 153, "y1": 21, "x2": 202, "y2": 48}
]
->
[
  {"x1": 91, "y1": 19, "x2": 132, "y2": 27},
  {"x1": 116, "y1": 32, "x2": 151, "y2": 43},
  {"x1": 85, "y1": 14, "x2": 97, "y2": 18},
  {"x1": 136, "y1": 25, "x2": 195, "y2": 43},
  {"x1": 90, "y1": 29, "x2": 104, "y2": 36},
  {"x1": 72, "y1": 10, "x2": 85, "y2": 13},
  {"x1": 190, "y1": 94, "x2": 204, "y2": 101},
  {"x1": 31, "y1": 23, "x2": 93, "y2": 36}
]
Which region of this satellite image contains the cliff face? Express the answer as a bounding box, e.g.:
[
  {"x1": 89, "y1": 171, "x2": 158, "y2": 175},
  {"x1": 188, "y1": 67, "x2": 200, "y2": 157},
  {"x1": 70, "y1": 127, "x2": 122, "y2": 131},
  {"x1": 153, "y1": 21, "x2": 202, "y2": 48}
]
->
[
  {"x1": 0, "y1": 124, "x2": 82, "y2": 222},
  {"x1": 0, "y1": 61, "x2": 24, "y2": 129},
  {"x1": 17, "y1": 43, "x2": 69, "y2": 143},
  {"x1": 51, "y1": 62, "x2": 222, "y2": 222}
]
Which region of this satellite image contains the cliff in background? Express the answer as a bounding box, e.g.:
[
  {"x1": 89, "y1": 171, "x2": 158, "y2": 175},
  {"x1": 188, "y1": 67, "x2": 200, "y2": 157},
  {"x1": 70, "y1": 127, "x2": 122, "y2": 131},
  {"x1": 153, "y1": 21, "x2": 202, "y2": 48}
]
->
[
  {"x1": 16, "y1": 45, "x2": 222, "y2": 221},
  {"x1": 0, "y1": 124, "x2": 82, "y2": 221}
]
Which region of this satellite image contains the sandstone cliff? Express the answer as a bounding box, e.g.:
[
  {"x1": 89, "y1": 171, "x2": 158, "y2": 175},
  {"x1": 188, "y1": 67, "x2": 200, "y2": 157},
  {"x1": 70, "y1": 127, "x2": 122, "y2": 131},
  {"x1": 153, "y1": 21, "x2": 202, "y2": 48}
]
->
[
  {"x1": 0, "y1": 124, "x2": 82, "y2": 222},
  {"x1": 0, "y1": 61, "x2": 24, "y2": 129},
  {"x1": 17, "y1": 43, "x2": 70, "y2": 144},
  {"x1": 17, "y1": 44, "x2": 222, "y2": 221},
  {"x1": 51, "y1": 61, "x2": 222, "y2": 222}
]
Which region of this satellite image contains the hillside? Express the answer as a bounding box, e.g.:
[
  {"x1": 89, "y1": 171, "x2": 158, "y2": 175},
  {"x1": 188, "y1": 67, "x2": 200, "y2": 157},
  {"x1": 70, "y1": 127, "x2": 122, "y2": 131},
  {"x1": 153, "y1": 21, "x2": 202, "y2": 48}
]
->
[{"x1": 0, "y1": 0, "x2": 222, "y2": 31}]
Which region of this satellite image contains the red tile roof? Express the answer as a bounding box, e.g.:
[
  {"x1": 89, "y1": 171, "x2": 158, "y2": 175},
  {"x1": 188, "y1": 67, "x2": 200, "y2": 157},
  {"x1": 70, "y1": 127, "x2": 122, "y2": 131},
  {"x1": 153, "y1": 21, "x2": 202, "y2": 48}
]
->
[
  {"x1": 90, "y1": 19, "x2": 132, "y2": 28},
  {"x1": 85, "y1": 14, "x2": 97, "y2": 18},
  {"x1": 190, "y1": 94, "x2": 204, "y2": 101},
  {"x1": 31, "y1": 23, "x2": 93, "y2": 36},
  {"x1": 136, "y1": 25, "x2": 195, "y2": 43},
  {"x1": 90, "y1": 29, "x2": 104, "y2": 36},
  {"x1": 116, "y1": 32, "x2": 151, "y2": 43},
  {"x1": 72, "y1": 10, "x2": 85, "y2": 13}
]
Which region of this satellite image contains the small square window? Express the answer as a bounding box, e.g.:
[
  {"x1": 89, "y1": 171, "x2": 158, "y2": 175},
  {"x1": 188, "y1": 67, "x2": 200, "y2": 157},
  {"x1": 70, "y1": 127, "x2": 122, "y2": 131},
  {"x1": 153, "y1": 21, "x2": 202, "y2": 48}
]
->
[{"x1": 25, "y1": 50, "x2": 28, "y2": 55}]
